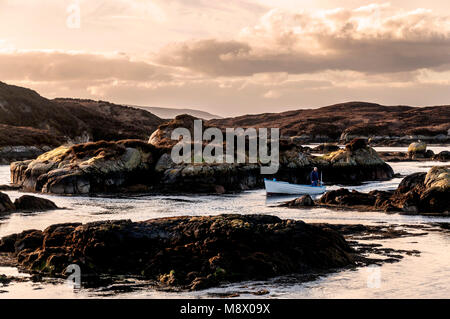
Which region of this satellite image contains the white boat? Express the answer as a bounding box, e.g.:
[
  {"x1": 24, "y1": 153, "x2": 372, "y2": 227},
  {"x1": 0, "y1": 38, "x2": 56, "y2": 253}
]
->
[{"x1": 264, "y1": 179, "x2": 326, "y2": 195}]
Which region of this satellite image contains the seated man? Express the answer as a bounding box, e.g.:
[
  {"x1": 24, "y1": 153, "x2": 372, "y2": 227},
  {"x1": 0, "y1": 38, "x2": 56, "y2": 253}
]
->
[{"x1": 310, "y1": 167, "x2": 321, "y2": 186}]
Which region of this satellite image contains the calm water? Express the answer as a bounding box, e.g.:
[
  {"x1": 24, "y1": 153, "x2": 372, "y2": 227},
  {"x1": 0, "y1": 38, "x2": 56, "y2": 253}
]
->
[{"x1": 0, "y1": 152, "x2": 449, "y2": 299}]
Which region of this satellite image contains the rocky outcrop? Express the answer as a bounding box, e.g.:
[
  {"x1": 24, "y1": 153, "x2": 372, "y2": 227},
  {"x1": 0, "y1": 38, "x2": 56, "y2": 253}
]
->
[
  {"x1": 150, "y1": 137, "x2": 393, "y2": 191},
  {"x1": 0, "y1": 214, "x2": 356, "y2": 290},
  {"x1": 13, "y1": 195, "x2": 58, "y2": 211},
  {"x1": 148, "y1": 114, "x2": 211, "y2": 148},
  {"x1": 306, "y1": 138, "x2": 394, "y2": 184},
  {"x1": 391, "y1": 166, "x2": 450, "y2": 214},
  {"x1": 291, "y1": 166, "x2": 449, "y2": 215},
  {"x1": 408, "y1": 141, "x2": 427, "y2": 154},
  {"x1": 151, "y1": 117, "x2": 394, "y2": 186},
  {"x1": 11, "y1": 140, "x2": 163, "y2": 194},
  {"x1": 406, "y1": 141, "x2": 436, "y2": 159},
  {"x1": 434, "y1": 151, "x2": 450, "y2": 162},
  {"x1": 11, "y1": 136, "x2": 394, "y2": 194},
  {"x1": 317, "y1": 188, "x2": 396, "y2": 212},
  {"x1": 0, "y1": 192, "x2": 58, "y2": 215},
  {"x1": 0, "y1": 192, "x2": 15, "y2": 214}
]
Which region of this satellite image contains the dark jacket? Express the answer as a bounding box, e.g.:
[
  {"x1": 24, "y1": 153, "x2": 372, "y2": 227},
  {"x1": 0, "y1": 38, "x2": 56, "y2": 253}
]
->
[{"x1": 310, "y1": 170, "x2": 319, "y2": 182}]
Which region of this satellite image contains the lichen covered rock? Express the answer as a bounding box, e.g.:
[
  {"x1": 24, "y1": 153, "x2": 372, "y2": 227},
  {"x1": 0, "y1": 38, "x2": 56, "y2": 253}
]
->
[
  {"x1": 408, "y1": 141, "x2": 427, "y2": 154},
  {"x1": 11, "y1": 140, "x2": 161, "y2": 194}
]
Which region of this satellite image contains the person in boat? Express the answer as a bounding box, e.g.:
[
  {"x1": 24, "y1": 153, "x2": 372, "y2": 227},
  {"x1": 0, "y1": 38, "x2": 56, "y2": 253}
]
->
[{"x1": 310, "y1": 167, "x2": 321, "y2": 186}]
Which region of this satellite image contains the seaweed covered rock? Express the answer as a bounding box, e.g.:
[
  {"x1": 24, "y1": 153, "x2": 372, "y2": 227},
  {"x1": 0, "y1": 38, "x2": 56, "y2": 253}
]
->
[
  {"x1": 284, "y1": 194, "x2": 315, "y2": 207},
  {"x1": 318, "y1": 188, "x2": 377, "y2": 207},
  {"x1": 1, "y1": 215, "x2": 356, "y2": 290}
]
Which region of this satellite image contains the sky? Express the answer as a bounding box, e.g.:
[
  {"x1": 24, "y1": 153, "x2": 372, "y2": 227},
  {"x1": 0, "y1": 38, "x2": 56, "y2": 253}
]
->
[{"x1": 0, "y1": 0, "x2": 449, "y2": 116}]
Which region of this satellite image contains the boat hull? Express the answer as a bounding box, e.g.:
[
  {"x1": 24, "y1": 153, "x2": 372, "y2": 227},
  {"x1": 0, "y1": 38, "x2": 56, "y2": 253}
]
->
[{"x1": 264, "y1": 180, "x2": 326, "y2": 195}]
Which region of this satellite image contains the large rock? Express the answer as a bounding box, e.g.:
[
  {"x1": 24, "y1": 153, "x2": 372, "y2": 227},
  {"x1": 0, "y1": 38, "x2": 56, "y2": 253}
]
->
[
  {"x1": 148, "y1": 114, "x2": 208, "y2": 148},
  {"x1": 0, "y1": 192, "x2": 15, "y2": 214},
  {"x1": 308, "y1": 138, "x2": 394, "y2": 184},
  {"x1": 311, "y1": 166, "x2": 449, "y2": 215},
  {"x1": 0, "y1": 214, "x2": 355, "y2": 290},
  {"x1": 407, "y1": 141, "x2": 434, "y2": 159},
  {"x1": 396, "y1": 172, "x2": 426, "y2": 193},
  {"x1": 14, "y1": 195, "x2": 58, "y2": 211},
  {"x1": 408, "y1": 141, "x2": 427, "y2": 154},
  {"x1": 284, "y1": 194, "x2": 315, "y2": 207},
  {"x1": 11, "y1": 140, "x2": 162, "y2": 194},
  {"x1": 389, "y1": 166, "x2": 449, "y2": 214},
  {"x1": 434, "y1": 151, "x2": 450, "y2": 162},
  {"x1": 0, "y1": 229, "x2": 44, "y2": 253},
  {"x1": 318, "y1": 188, "x2": 377, "y2": 207},
  {"x1": 419, "y1": 166, "x2": 450, "y2": 213}
]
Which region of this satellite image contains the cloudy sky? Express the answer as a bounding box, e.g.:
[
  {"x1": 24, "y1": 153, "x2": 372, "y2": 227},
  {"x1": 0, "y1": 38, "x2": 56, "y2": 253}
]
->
[{"x1": 1, "y1": 0, "x2": 449, "y2": 116}]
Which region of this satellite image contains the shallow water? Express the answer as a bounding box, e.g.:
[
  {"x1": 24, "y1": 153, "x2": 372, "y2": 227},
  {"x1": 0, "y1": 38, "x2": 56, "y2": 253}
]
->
[{"x1": 0, "y1": 154, "x2": 449, "y2": 299}]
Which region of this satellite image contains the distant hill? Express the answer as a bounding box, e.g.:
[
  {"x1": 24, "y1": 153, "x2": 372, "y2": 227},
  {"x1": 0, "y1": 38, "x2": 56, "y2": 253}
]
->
[
  {"x1": 208, "y1": 102, "x2": 450, "y2": 143},
  {"x1": 0, "y1": 81, "x2": 164, "y2": 146},
  {"x1": 1, "y1": 82, "x2": 449, "y2": 149},
  {"x1": 131, "y1": 105, "x2": 222, "y2": 120}
]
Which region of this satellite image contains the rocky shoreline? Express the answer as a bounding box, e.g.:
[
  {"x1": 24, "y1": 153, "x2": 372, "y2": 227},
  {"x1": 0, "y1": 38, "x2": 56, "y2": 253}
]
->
[{"x1": 284, "y1": 166, "x2": 449, "y2": 216}]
